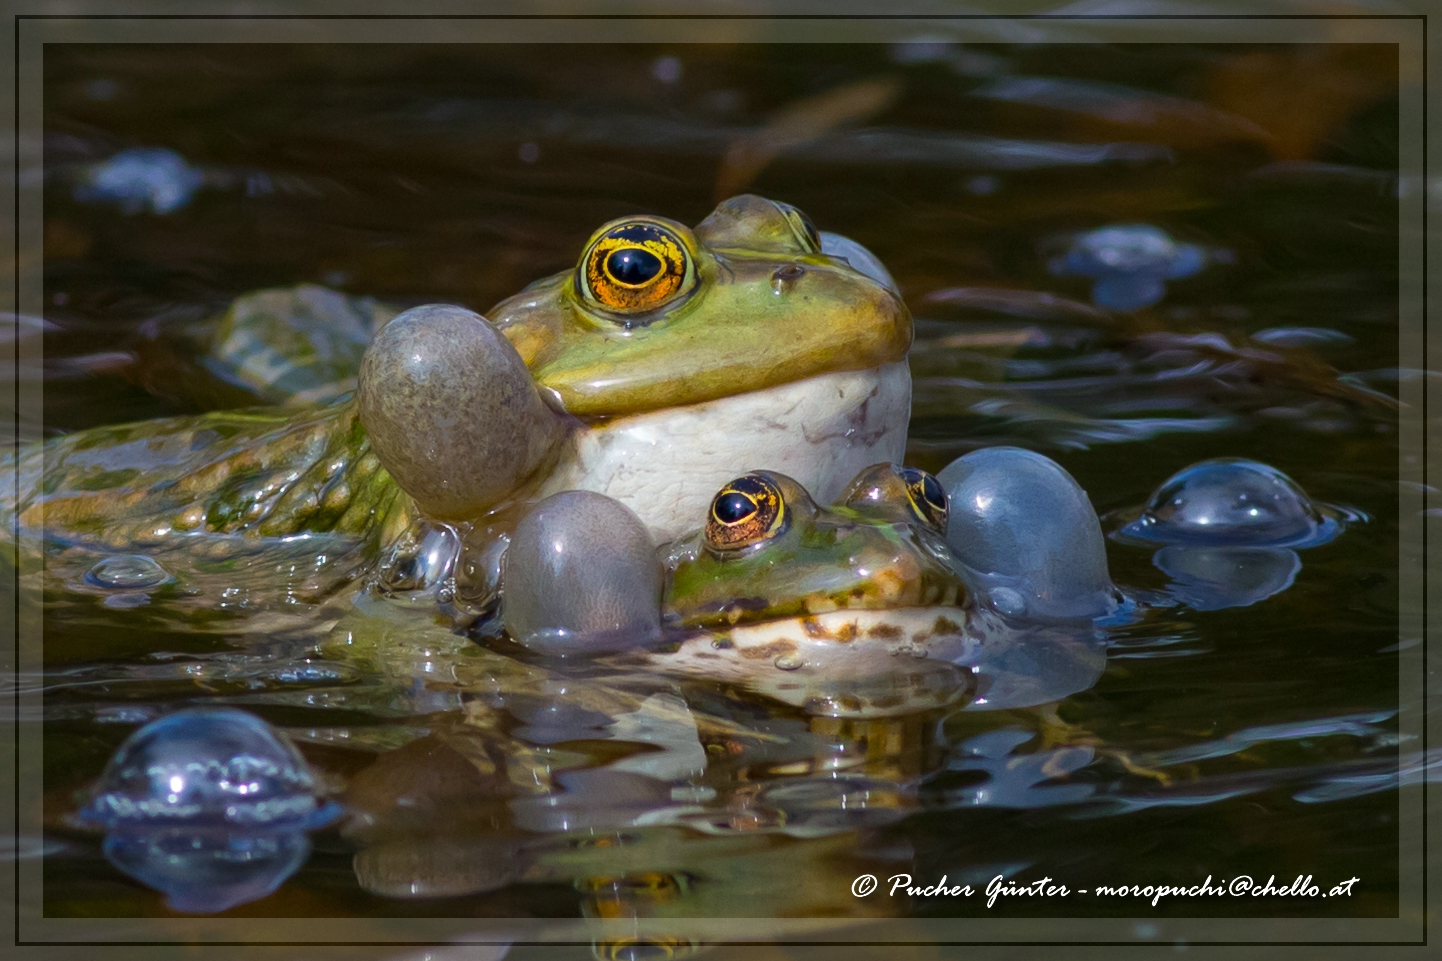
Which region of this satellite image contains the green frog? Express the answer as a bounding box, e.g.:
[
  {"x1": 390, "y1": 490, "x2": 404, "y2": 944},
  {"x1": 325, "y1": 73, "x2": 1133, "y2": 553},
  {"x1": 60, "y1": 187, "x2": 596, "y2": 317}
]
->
[
  {"x1": 499, "y1": 460, "x2": 1109, "y2": 718},
  {"x1": 645, "y1": 465, "x2": 979, "y2": 717},
  {"x1": 10, "y1": 195, "x2": 910, "y2": 614}
]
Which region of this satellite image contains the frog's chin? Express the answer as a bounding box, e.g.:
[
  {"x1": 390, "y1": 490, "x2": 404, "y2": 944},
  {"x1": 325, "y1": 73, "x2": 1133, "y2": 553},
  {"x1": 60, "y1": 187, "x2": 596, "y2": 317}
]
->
[
  {"x1": 645, "y1": 607, "x2": 980, "y2": 719},
  {"x1": 535, "y1": 361, "x2": 911, "y2": 544}
]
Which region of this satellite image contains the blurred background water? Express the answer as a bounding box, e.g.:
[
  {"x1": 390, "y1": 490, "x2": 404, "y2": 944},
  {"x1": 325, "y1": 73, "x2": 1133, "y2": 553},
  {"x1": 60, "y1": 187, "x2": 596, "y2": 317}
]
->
[{"x1": 26, "y1": 37, "x2": 1416, "y2": 939}]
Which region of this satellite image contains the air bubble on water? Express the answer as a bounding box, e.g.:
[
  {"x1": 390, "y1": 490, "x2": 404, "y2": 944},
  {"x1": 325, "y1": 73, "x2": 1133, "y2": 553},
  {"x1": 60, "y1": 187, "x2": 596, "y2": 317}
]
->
[
  {"x1": 77, "y1": 709, "x2": 337, "y2": 913},
  {"x1": 79, "y1": 708, "x2": 333, "y2": 830},
  {"x1": 1118, "y1": 458, "x2": 1343, "y2": 549},
  {"x1": 74, "y1": 147, "x2": 205, "y2": 215},
  {"x1": 379, "y1": 522, "x2": 460, "y2": 595},
  {"x1": 987, "y1": 587, "x2": 1027, "y2": 617},
  {"x1": 1049, "y1": 224, "x2": 1215, "y2": 312},
  {"x1": 775, "y1": 653, "x2": 804, "y2": 671},
  {"x1": 86, "y1": 554, "x2": 170, "y2": 590}
]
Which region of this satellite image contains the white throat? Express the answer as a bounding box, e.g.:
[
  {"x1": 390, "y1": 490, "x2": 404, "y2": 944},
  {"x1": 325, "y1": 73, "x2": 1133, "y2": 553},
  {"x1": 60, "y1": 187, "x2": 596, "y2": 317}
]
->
[{"x1": 538, "y1": 361, "x2": 912, "y2": 543}]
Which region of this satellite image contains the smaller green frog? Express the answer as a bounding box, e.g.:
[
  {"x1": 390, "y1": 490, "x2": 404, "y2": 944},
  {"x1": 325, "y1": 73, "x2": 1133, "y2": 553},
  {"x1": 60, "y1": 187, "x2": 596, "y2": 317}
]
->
[
  {"x1": 501, "y1": 455, "x2": 1115, "y2": 718},
  {"x1": 649, "y1": 464, "x2": 980, "y2": 716}
]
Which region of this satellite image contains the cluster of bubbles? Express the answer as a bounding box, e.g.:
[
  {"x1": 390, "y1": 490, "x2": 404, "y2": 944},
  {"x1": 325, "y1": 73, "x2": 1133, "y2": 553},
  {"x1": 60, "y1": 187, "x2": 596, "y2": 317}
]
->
[
  {"x1": 74, "y1": 451, "x2": 1349, "y2": 913},
  {"x1": 77, "y1": 709, "x2": 337, "y2": 913}
]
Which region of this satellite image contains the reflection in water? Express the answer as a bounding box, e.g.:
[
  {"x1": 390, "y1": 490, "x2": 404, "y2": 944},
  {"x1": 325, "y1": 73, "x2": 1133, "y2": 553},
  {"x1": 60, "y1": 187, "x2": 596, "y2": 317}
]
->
[
  {"x1": 352, "y1": 837, "x2": 523, "y2": 900},
  {"x1": 102, "y1": 826, "x2": 313, "y2": 913},
  {"x1": 1152, "y1": 545, "x2": 1301, "y2": 610},
  {"x1": 925, "y1": 729, "x2": 1095, "y2": 809}
]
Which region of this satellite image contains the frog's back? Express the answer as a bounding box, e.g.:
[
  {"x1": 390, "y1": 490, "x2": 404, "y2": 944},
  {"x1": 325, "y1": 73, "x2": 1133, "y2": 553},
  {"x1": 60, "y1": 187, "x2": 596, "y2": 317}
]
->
[{"x1": 6, "y1": 400, "x2": 409, "y2": 551}]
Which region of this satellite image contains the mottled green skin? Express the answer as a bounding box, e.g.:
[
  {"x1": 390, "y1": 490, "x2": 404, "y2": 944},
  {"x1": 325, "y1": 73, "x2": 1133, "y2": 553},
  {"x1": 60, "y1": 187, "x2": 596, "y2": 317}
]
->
[
  {"x1": 10, "y1": 403, "x2": 408, "y2": 549},
  {"x1": 662, "y1": 474, "x2": 964, "y2": 631}
]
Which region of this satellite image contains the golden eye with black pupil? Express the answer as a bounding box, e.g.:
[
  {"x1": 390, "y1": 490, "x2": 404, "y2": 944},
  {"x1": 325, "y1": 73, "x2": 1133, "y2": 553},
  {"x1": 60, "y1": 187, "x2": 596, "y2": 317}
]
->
[
  {"x1": 579, "y1": 221, "x2": 694, "y2": 315},
  {"x1": 594, "y1": 936, "x2": 694, "y2": 961},
  {"x1": 901, "y1": 466, "x2": 949, "y2": 531},
  {"x1": 776, "y1": 201, "x2": 822, "y2": 252},
  {"x1": 706, "y1": 473, "x2": 787, "y2": 550}
]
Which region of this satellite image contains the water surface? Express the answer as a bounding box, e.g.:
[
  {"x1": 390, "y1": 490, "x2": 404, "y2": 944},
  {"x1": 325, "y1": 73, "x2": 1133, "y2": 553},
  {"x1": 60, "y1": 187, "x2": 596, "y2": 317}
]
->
[{"x1": 31, "y1": 41, "x2": 1407, "y2": 932}]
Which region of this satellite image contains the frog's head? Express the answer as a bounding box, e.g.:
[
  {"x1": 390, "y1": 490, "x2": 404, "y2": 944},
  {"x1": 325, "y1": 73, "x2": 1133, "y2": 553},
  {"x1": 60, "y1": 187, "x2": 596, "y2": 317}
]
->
[
  {"x1": 648, "y1": 465, "x2": 977, "y2": 718},
  {"x1": 661, "y1": 465, "x2": 963, "y2": 630},
  {"x1": 488, "y1": 195, "x2": 911, "y2": 417},
  {"x1": 357, "y1": 197, "x2": 911, "y2": 526}
]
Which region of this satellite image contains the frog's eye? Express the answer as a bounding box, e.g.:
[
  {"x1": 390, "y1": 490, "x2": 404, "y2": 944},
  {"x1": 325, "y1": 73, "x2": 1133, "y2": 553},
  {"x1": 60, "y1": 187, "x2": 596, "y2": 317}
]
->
[
  {"x1": 901, "y1": 467, "x2": 949, "y2": 532},
  {"x1": 706, "y1": 473, "x2": 787, "y2": 551},
  {"x1": 775, "y1": 201, "x2": 822, "y2": 252},
  {"x1": 579, "y1": 220, "x2": 696, "y2": 316},
  {"x1": 594, "y1": 936, "x2": 695, "y2": 961}
]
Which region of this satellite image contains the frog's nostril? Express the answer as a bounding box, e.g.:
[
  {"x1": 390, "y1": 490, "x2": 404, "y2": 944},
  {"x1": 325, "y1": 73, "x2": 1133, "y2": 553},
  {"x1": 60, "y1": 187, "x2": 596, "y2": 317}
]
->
[{"x1": 772, "y1": 264, "x2": 805, "y2": 293}]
